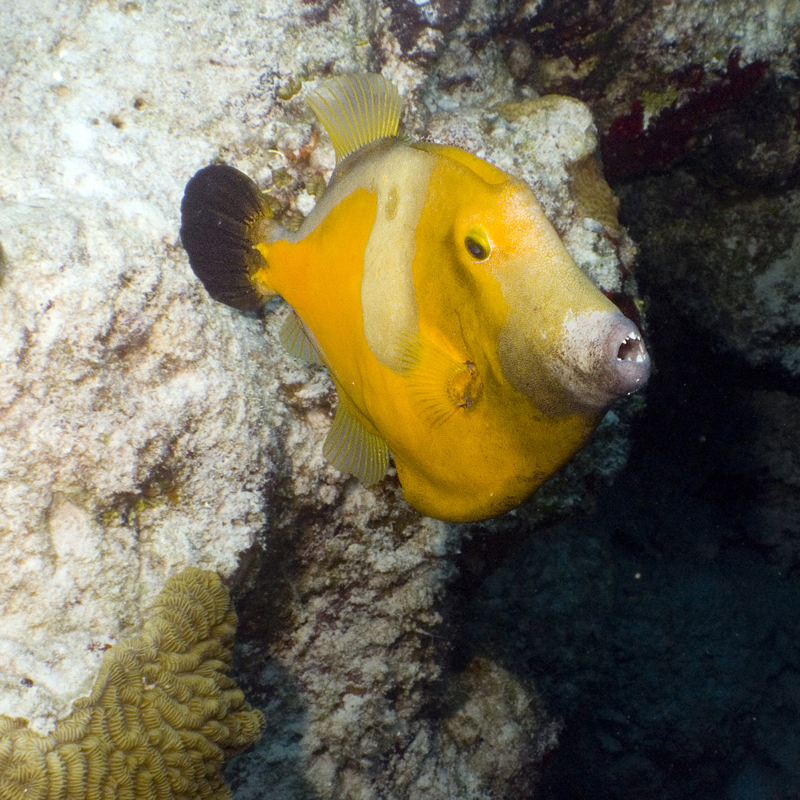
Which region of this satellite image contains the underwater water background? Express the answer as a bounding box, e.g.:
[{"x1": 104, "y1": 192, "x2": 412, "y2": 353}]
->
[
  {"x1": 461, "y1": 279, "x2": 800, "y2": 799},
  {"x1": 3, "y1": 1, "x2": 800, "y2": 798}
]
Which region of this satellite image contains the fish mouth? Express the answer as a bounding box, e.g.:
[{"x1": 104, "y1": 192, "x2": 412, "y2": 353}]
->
[
  {"x1": 617, "y1": 331, "x2": 647, "y2": 363},
  {"x1": 610, "y1": 326, "x2": 651, "y2": 396}
]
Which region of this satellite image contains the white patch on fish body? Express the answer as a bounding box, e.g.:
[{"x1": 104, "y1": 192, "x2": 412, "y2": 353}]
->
[{"x1": 362, "y1": 146, "x2": 435, "y2": 372}]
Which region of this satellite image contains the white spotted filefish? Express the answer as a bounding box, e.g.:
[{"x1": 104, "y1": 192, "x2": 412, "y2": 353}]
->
[{"x1": 180, "y1": 73, "x2": 650, "y2": 522}]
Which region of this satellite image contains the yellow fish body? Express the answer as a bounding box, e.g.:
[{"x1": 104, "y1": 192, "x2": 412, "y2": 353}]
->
[{"x1": 180, "y1": 74, "x2": 650, "y2": 522}]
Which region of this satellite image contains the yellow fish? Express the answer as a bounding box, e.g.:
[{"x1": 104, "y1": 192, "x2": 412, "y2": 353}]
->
[{"x1": 180, "y1": 74, "x2": 650, "y2": 522}]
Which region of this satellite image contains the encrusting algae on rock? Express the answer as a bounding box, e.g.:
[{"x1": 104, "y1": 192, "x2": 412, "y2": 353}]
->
[
  {"x1": 0, "y1": 568, "x2": 264, "y2": 800},
  {"x1": 181, "y1": 73, "x2": 651, "y2": 523}
]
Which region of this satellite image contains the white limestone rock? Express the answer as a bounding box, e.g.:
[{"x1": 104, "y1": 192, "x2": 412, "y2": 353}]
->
[
  {"x1": 0, "y1": 1, "x2": 638, "y2": 796},
  {"x1": 0, "y1": 0, "x2": 360, "y2": 731}
]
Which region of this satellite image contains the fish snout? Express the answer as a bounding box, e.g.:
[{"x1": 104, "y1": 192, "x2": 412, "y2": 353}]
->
[{"x1": 558, "y1": 311, "x2": 651, "y2": 411}]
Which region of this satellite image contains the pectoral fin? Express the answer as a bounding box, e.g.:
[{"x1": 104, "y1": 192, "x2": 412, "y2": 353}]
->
[{"x1": 398, "y1": 334, "x2": 484, "y2": 427}]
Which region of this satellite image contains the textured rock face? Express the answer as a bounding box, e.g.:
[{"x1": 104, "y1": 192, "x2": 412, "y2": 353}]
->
[
  {"x1": 0, "y1": 0, "x2": 359, "y2": 731},
  {"x1": 470, "y1": 501, "x2": 800, "y2": 800},
  {"x1": 437, "y1": 0, "x2": 800, "y2": 374},
  {"x1": 228, "y1": 475, "x2": 561, "y2": 800},
  {"x1": 493, "y1": 0, "x2": 800, "y2": 136},
  {"x1": 0, "y1": 203, "x2": 279, "y2": 728},
  {"x1": 0, "y1": 0, "x2": 645, "y2": 796},
  {"x1": 621, "y1": 178, "x2": 800, "y2": 373}
]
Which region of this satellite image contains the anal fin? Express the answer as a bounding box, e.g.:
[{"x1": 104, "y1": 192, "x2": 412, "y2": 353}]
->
[{"x1": 323, "y1": 397, "x2": 389, "y2": 486}]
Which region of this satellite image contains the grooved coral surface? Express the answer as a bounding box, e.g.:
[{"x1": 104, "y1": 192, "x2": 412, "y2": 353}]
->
[{"x1": 0, "y1": 568, "x2": 264, "y2": 800}]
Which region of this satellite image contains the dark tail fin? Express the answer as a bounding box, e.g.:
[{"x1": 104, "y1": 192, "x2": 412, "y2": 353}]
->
[{"x1": 180, "y1": 164, "x2": 279, "y2": 311}]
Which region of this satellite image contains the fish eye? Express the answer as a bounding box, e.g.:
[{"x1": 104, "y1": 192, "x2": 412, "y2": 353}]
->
[{"x1": 464, "y1": 228, "x2": 490, "y2": 261}]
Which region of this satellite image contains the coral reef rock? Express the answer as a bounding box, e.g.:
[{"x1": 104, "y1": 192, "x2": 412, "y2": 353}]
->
[
  {"x1": 621, "y1": 174, "x2": 800, "y2": 374},
  {"x1": 0, "y1": 568, "x2": 264, "y2": 800},
  {"x1": 0, "y1": 0, "x2": 365, "y2": 730},
  {"x1": 228, "y1": 490, "x2": 560, "y2": 800},
  {"x1": 1, "y1": 0, "x2": 647, "y2": 796}
]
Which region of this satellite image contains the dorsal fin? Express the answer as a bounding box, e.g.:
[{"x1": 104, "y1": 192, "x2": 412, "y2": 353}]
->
[{"x1": 307, "y1": 73, "x2": 401, "y2": 162}]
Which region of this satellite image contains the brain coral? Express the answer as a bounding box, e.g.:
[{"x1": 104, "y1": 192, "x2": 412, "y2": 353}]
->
[{"x1": 0, "y1": 568, "x2": 264, "y2": 800}]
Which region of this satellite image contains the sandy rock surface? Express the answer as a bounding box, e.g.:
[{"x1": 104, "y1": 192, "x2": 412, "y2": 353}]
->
[{"x1": 0, "y1": 0, "x2": 643, "y2": 796}]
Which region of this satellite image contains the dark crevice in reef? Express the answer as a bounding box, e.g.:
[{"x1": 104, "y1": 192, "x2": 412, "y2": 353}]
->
[{"x1": 454, "y1": 291, "x2": 800, "y2": 798}]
